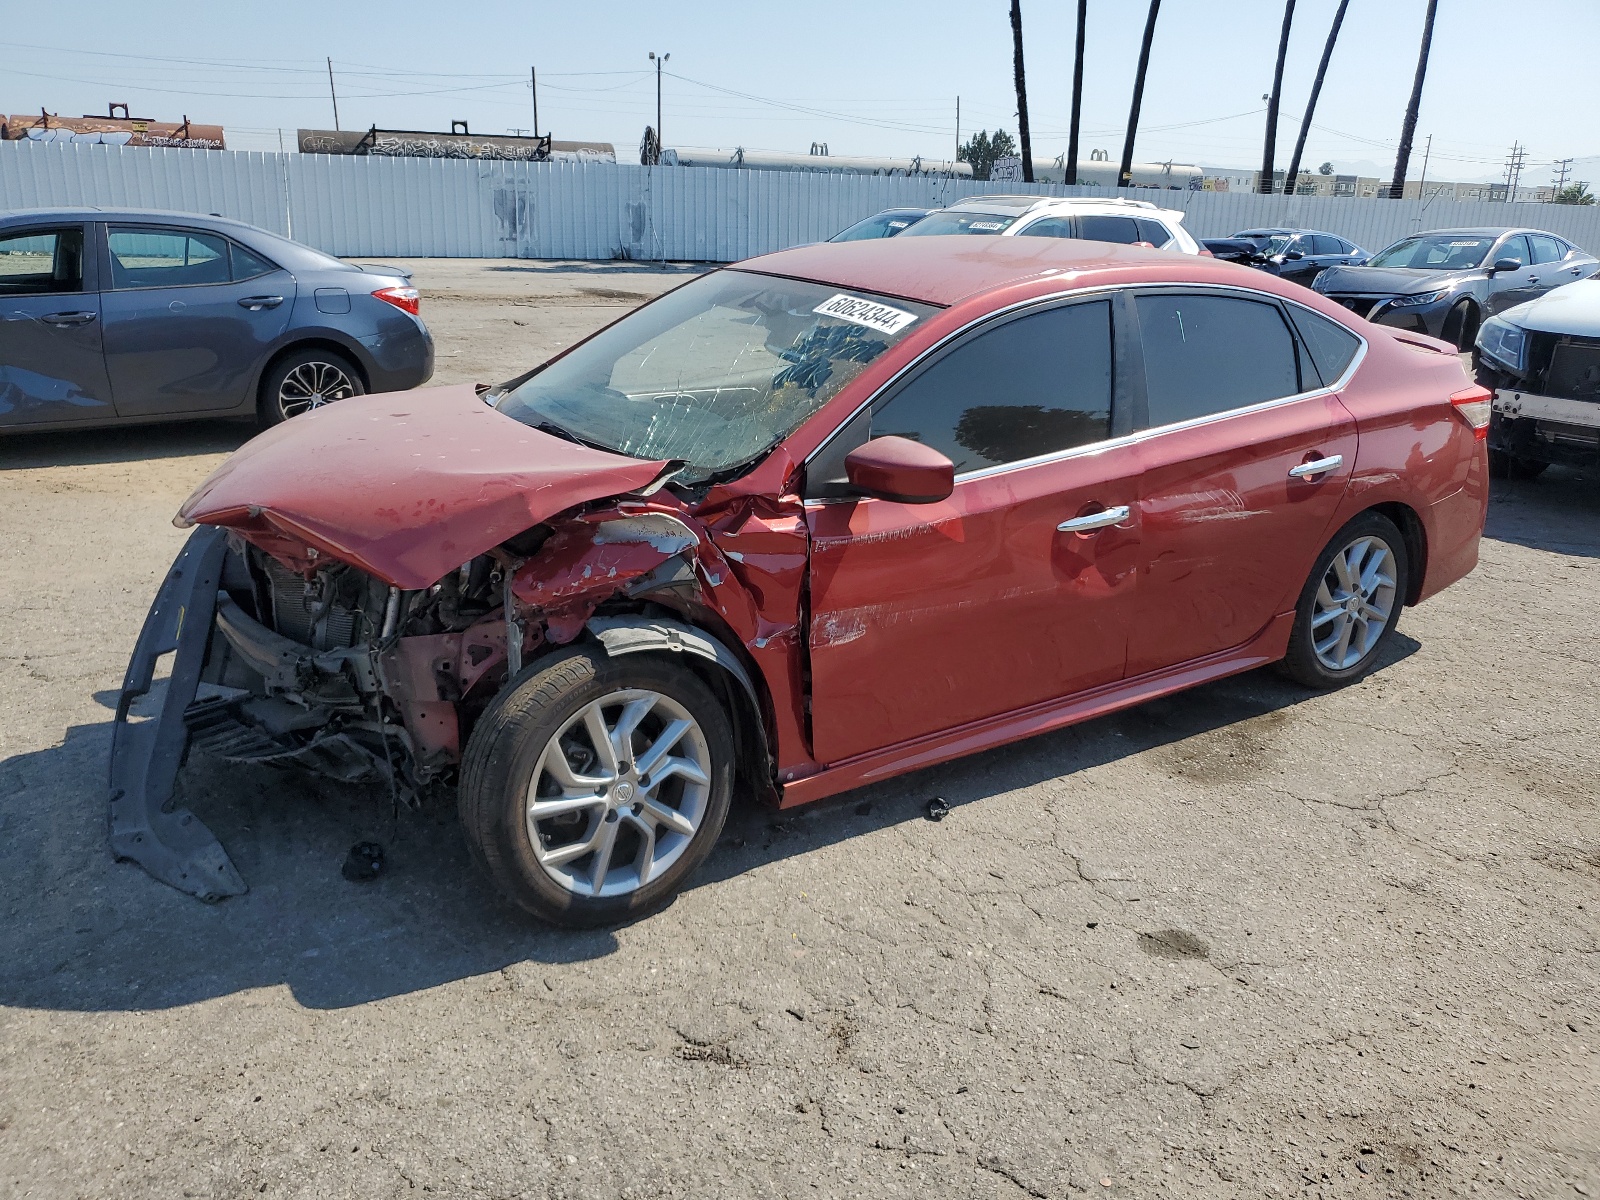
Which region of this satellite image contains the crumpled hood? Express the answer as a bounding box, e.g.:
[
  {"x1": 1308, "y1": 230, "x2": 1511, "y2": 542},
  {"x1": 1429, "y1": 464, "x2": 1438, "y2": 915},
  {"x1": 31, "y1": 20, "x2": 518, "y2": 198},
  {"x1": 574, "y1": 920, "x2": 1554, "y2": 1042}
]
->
[
  {"x1": 177, "y1": 384, "x2": 668, "y2": 589},
  {"x1": 1317, "y1": 265, "x2": 1475, "y2": 295},
  {"x1": 1497, "y1": 277, "x2": 1600, "y2": 337}
]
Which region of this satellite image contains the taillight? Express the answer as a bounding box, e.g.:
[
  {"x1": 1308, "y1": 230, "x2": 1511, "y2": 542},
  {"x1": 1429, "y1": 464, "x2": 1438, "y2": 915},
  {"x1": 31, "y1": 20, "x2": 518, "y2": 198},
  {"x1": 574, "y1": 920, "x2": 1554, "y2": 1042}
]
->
[
  {"x1": 372, "y1": 285, "x2": 420, "y2": 316},
  {"x1": 1450, "y1": 384, "x2": 1492, "y2": 439},
  {"x1": 1197, "y1": 247, "x2": 1215, "y2": 257}
]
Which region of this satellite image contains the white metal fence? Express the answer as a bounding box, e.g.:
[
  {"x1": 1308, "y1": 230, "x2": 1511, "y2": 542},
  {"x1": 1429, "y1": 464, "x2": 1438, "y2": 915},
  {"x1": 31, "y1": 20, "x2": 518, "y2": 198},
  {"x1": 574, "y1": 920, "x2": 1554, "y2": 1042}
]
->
[{"x1": 7, "y1": 138, "x2": 1600, "y2": 262}]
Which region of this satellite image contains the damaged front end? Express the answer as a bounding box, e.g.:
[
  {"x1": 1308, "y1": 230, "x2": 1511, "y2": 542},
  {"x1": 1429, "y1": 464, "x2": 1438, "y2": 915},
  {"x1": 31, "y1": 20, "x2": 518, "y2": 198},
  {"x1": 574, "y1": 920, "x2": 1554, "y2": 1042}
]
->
[{"x1": 110, "y1": 498, "x2": 789, "y2": 901}]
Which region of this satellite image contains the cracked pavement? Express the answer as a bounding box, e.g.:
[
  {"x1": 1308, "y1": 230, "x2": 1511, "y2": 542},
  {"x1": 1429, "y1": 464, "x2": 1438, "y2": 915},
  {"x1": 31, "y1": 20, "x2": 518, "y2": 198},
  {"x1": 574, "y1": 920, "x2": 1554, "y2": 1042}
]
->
[{"x1": 1, "y1": 260, "x2": 1597, "y2": 1199}]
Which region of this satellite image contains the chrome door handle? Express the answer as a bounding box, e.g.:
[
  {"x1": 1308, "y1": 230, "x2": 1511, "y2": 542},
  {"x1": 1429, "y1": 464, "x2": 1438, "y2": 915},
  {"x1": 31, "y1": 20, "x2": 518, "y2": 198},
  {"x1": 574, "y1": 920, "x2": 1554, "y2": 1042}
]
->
[
  {"x1": 1057, "y1": 505, "x2": 1130, "y2": 533},
  {"x1": 238, "y1": 295, "x2": 284, "y2": 310},
  {"x1": 1289, "y1": 455, "x2": 1343, "y2": 479}
]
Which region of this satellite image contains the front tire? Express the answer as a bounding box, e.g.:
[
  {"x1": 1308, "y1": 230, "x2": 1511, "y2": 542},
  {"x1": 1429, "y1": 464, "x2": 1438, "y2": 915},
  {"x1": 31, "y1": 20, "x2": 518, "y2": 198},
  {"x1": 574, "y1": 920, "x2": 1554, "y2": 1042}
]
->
[
  {"x1": 258, "y1": 348, "x2": 364, "y2": 427},
  {"x1": 1277, "y1": 512, "x2": 1410, "y2": 690},
  {"x1": 1441, "y1": 300, "x2": 1480, "y2": 352},
  {"x1": 458, "y1": 647, "x2": 735, "y2": 927}
]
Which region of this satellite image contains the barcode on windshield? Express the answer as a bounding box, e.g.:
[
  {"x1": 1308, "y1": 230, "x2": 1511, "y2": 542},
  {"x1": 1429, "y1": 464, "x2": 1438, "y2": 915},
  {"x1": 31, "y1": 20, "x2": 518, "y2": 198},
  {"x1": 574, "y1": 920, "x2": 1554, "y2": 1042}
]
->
[{"x1": 812, "y1": 293, "x2": 919, "y2": 335}]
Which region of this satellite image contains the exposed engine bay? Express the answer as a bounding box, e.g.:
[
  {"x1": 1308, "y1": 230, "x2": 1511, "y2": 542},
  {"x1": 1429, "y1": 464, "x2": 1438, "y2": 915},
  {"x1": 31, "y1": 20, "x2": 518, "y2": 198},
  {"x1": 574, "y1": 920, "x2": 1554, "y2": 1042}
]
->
[{"x1": 111, "y1": 493, "x2": 799, "y2": 903}]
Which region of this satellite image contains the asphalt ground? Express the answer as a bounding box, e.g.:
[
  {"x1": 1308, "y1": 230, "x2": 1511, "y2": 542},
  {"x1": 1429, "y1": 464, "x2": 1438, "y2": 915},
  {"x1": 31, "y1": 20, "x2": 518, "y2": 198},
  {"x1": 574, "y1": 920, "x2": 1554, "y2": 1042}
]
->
[{"x1": 1, "y1": 259, "x2": 1597, "y2": 1200}]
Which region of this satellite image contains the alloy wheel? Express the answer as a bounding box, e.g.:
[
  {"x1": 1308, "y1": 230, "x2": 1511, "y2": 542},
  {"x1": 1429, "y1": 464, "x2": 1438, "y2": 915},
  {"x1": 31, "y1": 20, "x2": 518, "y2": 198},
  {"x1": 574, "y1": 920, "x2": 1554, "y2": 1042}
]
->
[
  {"x1": 277, "y1": 360, "x2": 357, "y2": 418},
  {"x1": 525, "y1": 689, "x2": 712, "y2": 899},
  {"x1": 1310, "y1": 534, "x2": 1398, "y2": 671}
]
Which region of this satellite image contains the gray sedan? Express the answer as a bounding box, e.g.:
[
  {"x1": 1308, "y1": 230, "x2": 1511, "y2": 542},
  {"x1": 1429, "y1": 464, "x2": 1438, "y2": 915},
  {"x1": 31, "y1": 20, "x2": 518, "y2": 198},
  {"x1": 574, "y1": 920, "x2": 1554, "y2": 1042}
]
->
[
  {"x1": 0, "y1": 208, "x2": 433, "y2": 433},
  {"x1": 1312, "y1": 227, "x2": 1598, "y2": 350}
]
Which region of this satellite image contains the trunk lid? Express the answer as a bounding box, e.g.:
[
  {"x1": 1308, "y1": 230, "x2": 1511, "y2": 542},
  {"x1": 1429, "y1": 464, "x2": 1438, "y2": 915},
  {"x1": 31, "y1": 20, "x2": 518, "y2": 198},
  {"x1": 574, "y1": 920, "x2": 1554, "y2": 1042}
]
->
[{"x1": 177, "y1": 384, "x2": 668, "y2": 589}]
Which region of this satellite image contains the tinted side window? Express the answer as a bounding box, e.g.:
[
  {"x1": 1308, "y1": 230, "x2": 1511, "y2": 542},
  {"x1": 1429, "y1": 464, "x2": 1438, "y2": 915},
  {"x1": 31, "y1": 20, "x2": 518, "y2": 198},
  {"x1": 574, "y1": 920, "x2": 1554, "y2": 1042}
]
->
[
  {"x1": 872, "y1": 300, "x2": 1113, "y2": 475},
  {"x1": 1136, "y1": 294, "x2": 1300, "y2": 428},
  {"x1": 1529, "y1": 235, "x2": 1564, "y2": 265},
  {"x1": 1286, "y1": 306, "x2": 1362, "y2": 387},
  {"x1": 108, "y1": 227, "x2": 233, "y2": 289},
  {"x1": 1078, "y1": 215, "x2": 1141, "y2": 245},
  {"x1": 0, "y1": 227, "x2": 85, "y2": 295},
  {"x1": 1016, "y1": 216, "x2": 1074, "y2": 239},
  {"x1": 1311, "y1": 234, "x2": 1343, "y2": 255},
  {"x1": 1135, "y1": 218, "x2": 1174, "y2": 248},
  {"x1": 1495, "y1": 235, "x2": 1531, "y2": 268},
  {"x1": 230, "y1": 242, "x2": 277, "y2": 280}
]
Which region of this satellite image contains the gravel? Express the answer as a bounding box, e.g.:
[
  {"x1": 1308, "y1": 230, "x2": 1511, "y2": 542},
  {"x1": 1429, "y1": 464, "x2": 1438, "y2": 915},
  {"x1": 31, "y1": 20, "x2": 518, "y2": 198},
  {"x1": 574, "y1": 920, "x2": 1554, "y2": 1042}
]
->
[{"x1": 1, "y1": 259, "x2": 1597, "y2": 1199}]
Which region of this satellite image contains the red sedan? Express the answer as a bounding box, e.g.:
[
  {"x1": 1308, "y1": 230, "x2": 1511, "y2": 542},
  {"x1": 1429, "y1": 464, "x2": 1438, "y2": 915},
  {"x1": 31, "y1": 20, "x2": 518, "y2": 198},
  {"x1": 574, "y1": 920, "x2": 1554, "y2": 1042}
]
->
[{"x1": 114, "y1": 237, "x2": 1490, "y2": 924}]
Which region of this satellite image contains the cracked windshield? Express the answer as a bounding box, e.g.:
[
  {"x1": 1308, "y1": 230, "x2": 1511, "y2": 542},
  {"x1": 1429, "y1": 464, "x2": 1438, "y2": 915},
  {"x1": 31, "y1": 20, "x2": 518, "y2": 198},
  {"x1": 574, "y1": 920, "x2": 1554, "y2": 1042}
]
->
[{"x1": 493, "y1": 270, "x2": 935, "y2": 482}]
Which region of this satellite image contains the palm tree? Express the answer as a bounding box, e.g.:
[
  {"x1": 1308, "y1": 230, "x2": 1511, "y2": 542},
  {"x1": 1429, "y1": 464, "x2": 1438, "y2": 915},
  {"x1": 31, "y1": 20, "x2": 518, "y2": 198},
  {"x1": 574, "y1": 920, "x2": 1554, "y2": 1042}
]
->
[
  {"x1": 1065, "y1": 0, "x2": 1087, "y2": 185},
  {"x1": 1389, "y1": 0, "x2": 1439, "y2": 199},
  {"x1": 1258, "y1": 0, "x2": 1297, "y2": 194},
  {"x1": 1284, "y1": 0, "x2": 1350, "y2": 195},
  {"x1": 1118, "y1": 0, "x2": 1162, "y2": 189},
  {"x1": 1010, "y1": 0, "x2": 1034, "y2": 183}
]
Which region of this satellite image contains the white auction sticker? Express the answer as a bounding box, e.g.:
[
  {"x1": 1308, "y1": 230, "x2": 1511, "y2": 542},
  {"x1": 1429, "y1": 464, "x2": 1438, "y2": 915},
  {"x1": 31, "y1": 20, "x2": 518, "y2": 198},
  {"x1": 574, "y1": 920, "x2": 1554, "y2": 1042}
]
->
[
  {"x1": 813, "y1": 293, "x2": 920, "y2": 335},
  {"x1": 1449, "y1": 240, "x2": 1485, "y2": 247},
  {"x1": 968, "y1": 221, "x2": 1005, "y2": 231}
]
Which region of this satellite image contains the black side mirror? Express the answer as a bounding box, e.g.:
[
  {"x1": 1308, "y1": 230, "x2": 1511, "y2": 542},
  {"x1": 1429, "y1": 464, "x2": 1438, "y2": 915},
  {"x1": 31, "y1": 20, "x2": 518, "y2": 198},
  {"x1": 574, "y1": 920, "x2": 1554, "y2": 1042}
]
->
[
  {"x1": 1491, "y1": 257, "x2": 1522, "y2": 274},
  {"x1": 1284, "y1": 250, "x2": 1304, "y2": 261}
]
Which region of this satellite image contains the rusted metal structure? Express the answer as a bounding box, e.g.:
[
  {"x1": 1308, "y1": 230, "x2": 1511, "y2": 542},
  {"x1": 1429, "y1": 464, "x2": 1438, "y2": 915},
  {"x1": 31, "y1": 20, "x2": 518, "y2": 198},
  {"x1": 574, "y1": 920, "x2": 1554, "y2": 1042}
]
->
[
  {"x1": 3, "y1": 105, "x2": 225, "y2": 149},
  {"x1": 297, "y1": 127, "x2": 614, "y2": 163}
]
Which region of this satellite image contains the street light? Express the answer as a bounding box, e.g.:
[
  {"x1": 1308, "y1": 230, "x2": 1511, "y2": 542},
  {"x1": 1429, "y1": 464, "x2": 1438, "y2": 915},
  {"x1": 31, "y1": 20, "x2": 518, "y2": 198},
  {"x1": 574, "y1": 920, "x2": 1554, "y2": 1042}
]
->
[{"x1": 648, "y1": 51, "x2": 670, "y2": 153}]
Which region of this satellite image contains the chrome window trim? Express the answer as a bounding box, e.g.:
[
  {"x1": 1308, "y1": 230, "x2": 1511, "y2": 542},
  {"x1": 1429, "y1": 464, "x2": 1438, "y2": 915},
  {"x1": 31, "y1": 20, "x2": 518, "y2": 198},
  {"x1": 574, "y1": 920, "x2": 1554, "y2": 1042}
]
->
[{"x1": 801, "y1": 281, "x2": 1368, "y2": 498}]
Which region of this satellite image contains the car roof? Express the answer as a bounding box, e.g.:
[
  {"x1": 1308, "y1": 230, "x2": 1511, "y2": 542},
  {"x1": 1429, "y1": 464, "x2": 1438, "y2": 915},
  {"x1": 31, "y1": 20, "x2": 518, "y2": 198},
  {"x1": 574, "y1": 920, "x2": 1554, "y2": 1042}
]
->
[
  {"x1": 0, "y1": 206, "x2": 263, "y2": 234},
  {"x1": 940, "y1": 194, "x2": 1168, "y2": 218},
  {"x1": 741, "y1": 234, "x2": 1238, "y2": 307}
]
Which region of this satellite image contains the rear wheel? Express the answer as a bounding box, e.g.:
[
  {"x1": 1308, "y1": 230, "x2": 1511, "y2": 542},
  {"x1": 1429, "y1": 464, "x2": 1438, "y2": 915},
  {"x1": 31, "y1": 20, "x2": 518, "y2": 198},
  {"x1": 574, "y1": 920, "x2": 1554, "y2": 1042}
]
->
[
  {"x1": 258, "y1": 348, "x2": 364, "y2": 427},
  {"x1": 458, "y1": 647, "x2": 734, "y2": 927},
  {"x1": 1277, "y1": 512, "x2": 1409, "y2": 690}
]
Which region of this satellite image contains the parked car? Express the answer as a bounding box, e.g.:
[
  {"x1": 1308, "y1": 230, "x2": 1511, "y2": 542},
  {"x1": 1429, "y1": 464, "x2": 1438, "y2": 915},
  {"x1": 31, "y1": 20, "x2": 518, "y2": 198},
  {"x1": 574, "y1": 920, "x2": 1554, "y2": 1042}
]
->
[
  {"x1": 1200, "y1": 228, "x2": 1367, "y2": 285},
  {"x1": 828, "y1": 207, "x2": 931, "y2": 241},
  {"x1": 0, "y1": 207, "x2": 433, "y2": 433},
  {"x1": 1312, "y1": 227, "x2": 1597, "y2": 351},
  {"x1": 115, "y1": 236, "x2": 1488, "y2": 923},
  {"x1": 898, "y1": 195, "x2": 1202, "y2": 254},
  {"x1": 1474, "y1": 277, "x2": 1600, "y2": 479}
]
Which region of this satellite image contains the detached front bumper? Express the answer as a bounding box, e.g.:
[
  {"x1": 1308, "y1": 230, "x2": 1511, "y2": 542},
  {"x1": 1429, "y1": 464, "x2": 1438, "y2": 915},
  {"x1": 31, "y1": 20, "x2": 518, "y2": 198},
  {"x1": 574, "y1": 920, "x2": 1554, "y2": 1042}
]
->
[{"x1": 109, "y1": 527, "x2": 247, "y2": 902}]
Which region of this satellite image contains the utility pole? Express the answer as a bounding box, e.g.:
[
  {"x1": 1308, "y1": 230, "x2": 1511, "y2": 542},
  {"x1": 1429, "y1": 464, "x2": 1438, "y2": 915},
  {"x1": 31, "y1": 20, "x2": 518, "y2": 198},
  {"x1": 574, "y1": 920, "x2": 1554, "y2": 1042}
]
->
[
  {"x1": 1502, "y1": 141, "x2": 1527, "y2": 200},
  {"x1": 1284, "y1": 0, "x2": 1348, "y2": 201},
  {"x1": 530, "y1": 67, "x2": 539, "y2": 137},
  {"x1": 648, "y1": 51, "x2": 669, "y2": 152},
  {"x1": 1415, "y1": 133, "x2": 1432, "y2": 199},
  {"x1": 326, "y1": 57, "x2": 340, "y2": 131},
  {"x1": 1259, "y1": 0, "x2": 1297, "y2": 194},
  {"x1": 1388, "y1": 0, "x2": 1438, "y2": 199},
  {"x1": 1066, "y1": 0, "x2": 1087, "y2": 185},
  {"x1": 955, "y1": 96, "x2": 960, "y2": 163},
  {"x1": 1119, "y1": 0, "x2": 1162, "y2": 189},
  {"x1": 1010, "y1": 0, "x2": 1033, "y2": 183},
  {"x1": 1553, "y1": 157, "x2": 1573, "y2": 196}
]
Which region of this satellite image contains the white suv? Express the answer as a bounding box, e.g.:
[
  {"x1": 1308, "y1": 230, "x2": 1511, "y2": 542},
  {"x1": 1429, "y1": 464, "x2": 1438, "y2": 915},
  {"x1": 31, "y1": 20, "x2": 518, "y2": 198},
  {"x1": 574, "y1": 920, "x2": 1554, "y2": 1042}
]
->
[{"x1": 898, "y1": 195, "x2": 1202, "y2": 254}]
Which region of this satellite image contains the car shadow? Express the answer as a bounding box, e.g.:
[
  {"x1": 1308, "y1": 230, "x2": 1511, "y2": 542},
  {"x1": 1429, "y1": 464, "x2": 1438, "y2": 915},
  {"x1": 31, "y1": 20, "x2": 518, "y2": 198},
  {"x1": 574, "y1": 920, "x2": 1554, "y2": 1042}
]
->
[
  {"x1": 0, "y1": 635, "x2": 1417, "y2": 1015},
  {"x1": 0, "y1": 419, "x2": 252, "y2": 470},
  {"x1": 1484, "y1": 463, "x2": 1600, "y2": 559},
  {"x1": 486, "y1": 262, "x2": 709, "y2": 276}
]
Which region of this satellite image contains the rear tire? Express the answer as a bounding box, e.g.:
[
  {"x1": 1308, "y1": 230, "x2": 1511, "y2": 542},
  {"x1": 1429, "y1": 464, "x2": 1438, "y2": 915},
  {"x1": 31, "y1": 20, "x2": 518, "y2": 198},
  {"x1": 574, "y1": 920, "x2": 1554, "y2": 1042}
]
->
[
  {"x1": 1276, "y1": 511, "x2": 1410, "y2": 690},
  {"x1": 257, "y1": 348, "x2": 364, "y2": 427},
  {"x1": 458, "y1": 646, "x2": 734, "y2": 928}
]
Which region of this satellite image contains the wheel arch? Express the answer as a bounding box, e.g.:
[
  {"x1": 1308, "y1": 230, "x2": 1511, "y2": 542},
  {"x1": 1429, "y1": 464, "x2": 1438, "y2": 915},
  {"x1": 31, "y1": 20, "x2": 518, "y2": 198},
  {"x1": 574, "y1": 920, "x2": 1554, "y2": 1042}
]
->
[
  {"x1": 1366, "y1": 501, "x2": 1428, "y2": 606},
  {"x1": 254, "y1": 336, "x2": 373, "y2": 409},
  {"x1": 584, "y1": 614, "x2": 779, "y2": 805}
]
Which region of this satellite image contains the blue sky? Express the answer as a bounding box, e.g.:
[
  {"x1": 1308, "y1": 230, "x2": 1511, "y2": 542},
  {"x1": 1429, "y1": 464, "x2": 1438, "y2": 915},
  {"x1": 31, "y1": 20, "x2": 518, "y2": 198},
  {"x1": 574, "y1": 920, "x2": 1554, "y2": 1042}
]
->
[{"x1": 5, "y1": 0, "x2": 1592, "y2": 183}]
